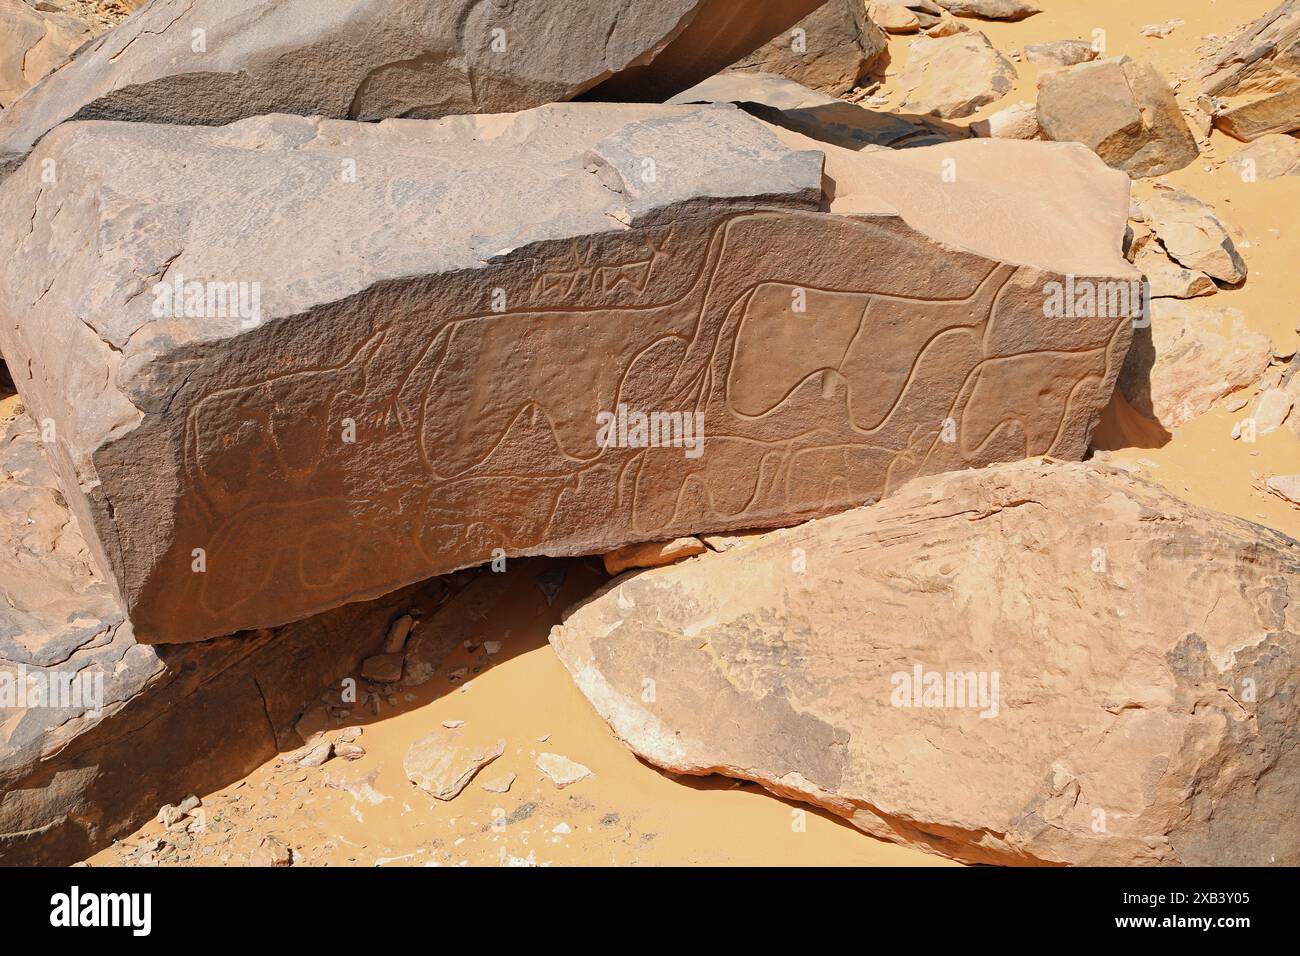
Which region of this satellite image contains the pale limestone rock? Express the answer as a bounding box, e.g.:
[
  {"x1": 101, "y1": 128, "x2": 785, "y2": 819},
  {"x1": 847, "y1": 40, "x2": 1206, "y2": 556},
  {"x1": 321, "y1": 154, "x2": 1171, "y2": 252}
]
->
[
  {"x1": 897, "y1": 30, "x2": 1017, "y2": 118},
  {"x1": 537, "y1": 753, "x2": 592, "y2": 789},
  {"x1": 551, "y1": 459, "x2": 1300, "y2": 866},
  {"x1": 1119, "y1": 299, "x2": 1274, "y2": 428},
  {"x1": 403, "y1": 727, "x2": 505, "y2": 801},
  {"x1": 1140, "y1": 187, "x2": 1248, "y2": 284},
  {"x1": 1023, "y1": 39, "x2": 1097, "y2": 67},
  {"x1": 1227, "y1": 134, "x2": 1300, "y2": 179},
  {"x1": 1267, "y1": 474, "x2": 1300, "y2": 505}
]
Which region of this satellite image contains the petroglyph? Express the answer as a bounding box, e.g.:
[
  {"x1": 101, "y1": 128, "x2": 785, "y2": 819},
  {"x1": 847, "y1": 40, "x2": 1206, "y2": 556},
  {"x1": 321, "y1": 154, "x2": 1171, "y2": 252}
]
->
[{"x1": 0, "y1": 107, "x2": 1136, "y2": 643}]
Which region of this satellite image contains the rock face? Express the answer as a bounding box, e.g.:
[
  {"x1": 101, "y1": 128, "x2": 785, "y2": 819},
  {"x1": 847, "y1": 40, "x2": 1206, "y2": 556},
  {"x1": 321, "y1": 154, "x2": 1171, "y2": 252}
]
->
[
  {"x1": 729, "y1": 0, "x2": 889, "y2": 96},
  {"x1": 1119, "y1": 299, "x2": 1273, "y2": 428},
  {"x1": 0, "y1": 0, "x2": 93, "y2": 108},
  {"x1": 1037, "y1": 57, "x2": 1199, "y2": 178},
  {"x1": 551, "y1": 459, "x2": 1300, "y2": 866},
  {"x1": 1198, "y1": 0, "x2": 1300, "y2": 141},
  {"x1": 0, "y1": 411, "x2": 454, "y2": 866},
  {"x1": 0, "y1": 0, "x2": 826, "y2": 179},
  {"x1": 897, "y1": 30, "x2": 1016, "y2": 118},
  {"x1": 1139, "y1": 187, "x2": 1248, "y2": 285},
  {"x1": 0, "y1": 104, "x2": 1137, "y2": 644}
]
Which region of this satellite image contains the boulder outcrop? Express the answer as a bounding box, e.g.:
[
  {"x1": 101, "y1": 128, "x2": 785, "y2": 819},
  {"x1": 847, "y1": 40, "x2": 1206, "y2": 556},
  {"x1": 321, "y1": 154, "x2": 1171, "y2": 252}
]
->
[
  {"x1": 0, "y1": 104, "x2": 1137, "y2": 643},
  {"x1": 0, "y1": 0, "x2": 826, "y2": 179},
  {"x1": 1037, "y1": 57, "x2": 1199, "y2": 178},
  {"x1": 0, "y1": 412, "x2": 458, "y2": 865},
  {"x1": 1198, "y1": 0, "x2": 1300, "y2": 141},
  {"x1": 551, "y1": 459, "x2": 1300, "y2": 866}
]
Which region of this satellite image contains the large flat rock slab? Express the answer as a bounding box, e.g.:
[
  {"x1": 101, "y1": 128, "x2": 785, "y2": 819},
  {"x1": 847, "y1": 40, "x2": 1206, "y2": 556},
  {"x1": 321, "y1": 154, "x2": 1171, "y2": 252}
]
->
[
  {"x1": 0, "y1": 104, "x2": 1136, "y2": 644},
  {"x1": 550, "y1": 459, "x2": 1300, "y2": 866},
  {"x1": 0, "y1": 0, "x2": 826, "y2": 180}
]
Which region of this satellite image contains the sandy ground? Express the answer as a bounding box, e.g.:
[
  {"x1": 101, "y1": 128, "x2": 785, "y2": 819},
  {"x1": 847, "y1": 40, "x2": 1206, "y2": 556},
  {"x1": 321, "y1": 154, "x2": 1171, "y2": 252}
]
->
[
  {"x1": 73, "y1": 0, "x2": 1300, "y2": 866},
  {"x1": 89, "y1": 559, "x2": 949, "y2": 867}
]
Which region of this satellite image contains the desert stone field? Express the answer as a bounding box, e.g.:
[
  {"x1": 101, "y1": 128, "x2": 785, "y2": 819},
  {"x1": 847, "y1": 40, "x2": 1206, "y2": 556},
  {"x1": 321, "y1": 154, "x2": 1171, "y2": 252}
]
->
[{"x1": 0, "y1": 0, "x2": 1297, "y2": 875}]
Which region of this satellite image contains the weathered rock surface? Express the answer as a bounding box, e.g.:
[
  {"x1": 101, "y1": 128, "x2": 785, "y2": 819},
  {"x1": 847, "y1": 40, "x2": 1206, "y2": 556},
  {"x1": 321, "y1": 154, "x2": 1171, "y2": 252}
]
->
[
  {"x1": 0, "y1": 0, "x2": 826, "y2": 179},
  {"x1": 1198, "y1": 0, "x2": 1300, "y2": 141},
  {"x1": 729, "y1": 0, "x2": 889, "y2": 96},
  {"x1": 1250, "y1": 355, "x2": 1300, "y2": 437},
  {"x1": 1023, "y1": 39, "x2": 1097, "y2": 67},
  {"x1": 0, "y1": 104, "x2": 1136, "y2": 643},
  {"x1": 934, "y1": 0, "x2": 1039, "y2": 21},
  {"x1": 1268, "y1": 473, "x2": 1300, "y2": 505},
  {"x1": 0, "y1": 411, "x2": 458, "y2": 866},
  {"x1": 898, "y1": 30, "x2": 1016, "y2": 118},
  {"x1": 972, "y1": 100, "x2": 1039, "y2": 139},
  {"x1": 1037, "y1": 57, "x2": 1199, "y2": 178},
  {"x1": 403, "y1": 727, "x2": 505, "y2": 801},
  {"x1": 0, "y1": 0, "x2": 92, "y2": 108},
  {"x1": 1139, "y1": 187, "x2": 1248, "y2": 285},
  {"x1": 1228, "y1": 133, "x2": 1300, "y2": 178},
  {"x1": 670, "y1": 71, "x2": 967, "y2": 149},
  {"x1": 1130, "y1": 233, "x2": 1216, "y2": 300},
  {"x1": 551, "y1": 459, "x2": 1300, "y2": 866},
  {"x1": 869, "y1": 2, "x2": 922, "y2": 34},
  {"x1": 603, "y1": 537, "x2": 707, "y2": 575},
  {"x1": 1119, "y1": 299, "x2": 1273, "y2": 428}
]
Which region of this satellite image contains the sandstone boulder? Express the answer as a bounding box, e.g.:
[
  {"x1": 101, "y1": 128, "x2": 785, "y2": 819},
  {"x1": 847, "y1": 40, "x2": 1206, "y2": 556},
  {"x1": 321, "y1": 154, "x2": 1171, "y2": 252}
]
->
[
  {"x1": 1228, "y1": 133, "x2": 1300, "y2": 178},
  {"x1": 1139, "y1": 187, "x2": 1248, "y2": 285},
  {"x1": 1037, "y1": 57, "x2": 1199, "y2": 178},
  {"x1": 869, "y1": 2, "x2": 922, "y2": 34},
  {"x1": 0, "y1": 104, "x2": 1136, "y2": 644},
  {"x1": 1023, "y1": 39, "x2": 1097, "y2": 67},
  {"x1": 551, "y1": 459, "x2": 1300, "y2": 866},
  {"x1": 898, "y1": 30, "x2": 1016, "y2": 118},
  {"x1": 1119, "y1": 299, "x2": 1273, "y2": 428},
  {"x1": 0, "y1": 0, "x2": 826, "y2": 179},
  {"x1": 0, "y1": 0, "x2": 93, "y2": 108},
  {"x1": 1198, "y1": 0, "x2": 1300, "y2": 141},
  {"x1": 1130, "y1": 234, "x2": 1216, "y2": 300},
  {"x1": 729, "y1": 0, "x2": 889, "y2": 96},
  {"x1": 971, "y1": 100, "x2": 1039, "y2": 139},
  {"x1": 934, "y1": 0, "x2": 1039, "y2": 21},
  {"x1": 0, "y1": 411, "x2": 460, "y2": 865}
]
